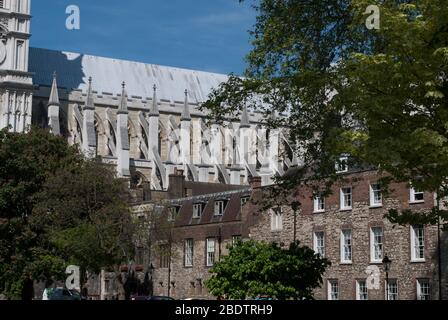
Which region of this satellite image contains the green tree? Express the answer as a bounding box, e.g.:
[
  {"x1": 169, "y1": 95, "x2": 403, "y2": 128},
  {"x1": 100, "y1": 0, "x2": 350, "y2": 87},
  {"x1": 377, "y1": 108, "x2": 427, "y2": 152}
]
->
[
  {"x1": 205, "y1": 240, "x2": 330, "y2": 300},
  {"x1": 0, "y1": 128, "x2": 82, "y2": 299},
  {"x1": 30, "y1": 160, "x2": 135, "y2": 299},
  {"x1": 201, "y1": 0, "x2": 448, "y2": 227},
  {"x1": 0, "y1": 128, "x2": 136, "y2": 299}
]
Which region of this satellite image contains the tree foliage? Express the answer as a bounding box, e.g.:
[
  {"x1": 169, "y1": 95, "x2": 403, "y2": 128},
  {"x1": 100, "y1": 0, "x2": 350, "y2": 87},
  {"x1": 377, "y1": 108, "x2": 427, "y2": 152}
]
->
[
  {"x1": 31, "y1": 161, "x2": 135, "y2": 274},
  {"x1": 0, "y1": 128, "x2": 82, "y2": 298},
  {"x1": 0, "y1": 128, "x2": 135, "y2": 299},
  {"x1": 205, "y1": 240, "x2": 330, "y2": 300},
  {"x1": 201, "y1": 0, "x2": 448, "y2": 227}
]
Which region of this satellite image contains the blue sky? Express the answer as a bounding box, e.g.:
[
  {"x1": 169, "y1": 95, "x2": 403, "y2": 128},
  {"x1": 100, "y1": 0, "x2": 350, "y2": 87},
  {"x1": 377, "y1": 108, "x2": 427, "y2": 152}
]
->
[{"x1": 30, "y1": 0, "x2": 256, "y2": 75}]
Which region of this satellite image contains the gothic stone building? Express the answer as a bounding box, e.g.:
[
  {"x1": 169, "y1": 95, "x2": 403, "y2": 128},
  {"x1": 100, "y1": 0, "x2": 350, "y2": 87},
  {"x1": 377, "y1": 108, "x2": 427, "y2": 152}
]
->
[
  {"x1": 142, "y1": 170, "x2": 447, "y2": 300},
  {"x1": 0, "y1": 0, "x2": 294, "y2": 192}
]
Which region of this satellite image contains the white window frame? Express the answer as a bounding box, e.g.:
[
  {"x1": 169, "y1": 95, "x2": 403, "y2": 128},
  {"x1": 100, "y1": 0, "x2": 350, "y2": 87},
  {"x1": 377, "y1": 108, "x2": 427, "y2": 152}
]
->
[
  {"x1": 240, "y1": 197, "x2": 249, "y2": 208},
  {"x1": 410, "y1": 225, "x2": 425, "y2": 262},
  {"x1": 410, "y1": 188, "x2": 424, "y2": 203},
  {"x1": 184, "y1": 239, "x2": 193, "y2": 267},
  {"x1": 369, "y1": 183, "x2": 382, "y2": 207},
  {"x1": 232, "y1": 235, "x2": 241, "y2": 245},
  {"x1": 370, "y1": 227, "x2": 384, "y2": 263},
  {"x1": 214, "y1": 200, "x2": 225, "y2": 216},
  {"x1": 340, "y1": 187, "x2": 352, "y2": 210},
  {"x1": 313, "y1": 194, "x2": 325, "y2": 213},
  {"x1": 336, "y1": 156, "x2": 348, "y2": 173},
  {"x1": 386, "y1": 279, "x2": 398, "y2": 300},
  {"x1": 416, "y1": 279, "x2": 430, "y2": 300},
  {"x1": 270, "y1": 208, "x2": 283, "y2": 231},
  {"x1": 356, "y1": 280, "x2": 368, "y2": 300},
  {"x1": 327, "y1": 280, "x2": 339, "y2": 300},
  {"x1": 193, "y1": 203, "x2": 202, "y2": 219},
  {"x1": 340, "y1": 229, "x2": 352, "y2": 264},
  {"x1": 313, "y1": 231, "x2": 325, "y2": 257},
  {"x1": 168, "y1": 207, "x2": 178, "y2": 222},
  {"x1": 206, "y1": 238, "x2": 215, "y2": 267}
]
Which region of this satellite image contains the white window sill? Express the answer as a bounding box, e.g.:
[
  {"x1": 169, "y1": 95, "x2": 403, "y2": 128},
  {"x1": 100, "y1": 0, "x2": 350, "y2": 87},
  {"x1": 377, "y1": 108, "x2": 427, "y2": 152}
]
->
[
  {"x1": 409, "y1": 201, "x2": 425, "y2": 204},
  {"x1": 313, "y1": 210, "x2": 325, "y2": 214},
  {"x1": 410, "y1": 259, "x2": 425, "y2": 263},
  {"x1": 370, "y1": 260, "x2": 382, "y2": 264},
  {"x1": 271, "y1": 229, "x2": 283, "y2": 232},
  {"x1": 369, "y1": 204, "x2": 383, "y2": 208},
  {"x1": 340, "y1": 208, "x2": 352, "y2": 211},
  {"x1": 340, "y1": 261, "x2": 352, "y2": 265}
]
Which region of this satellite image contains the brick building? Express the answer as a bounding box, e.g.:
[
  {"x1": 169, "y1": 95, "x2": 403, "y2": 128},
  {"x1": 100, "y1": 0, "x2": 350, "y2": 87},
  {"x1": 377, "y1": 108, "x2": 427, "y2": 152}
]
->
[
  {"x1": 147, "y1": 170, "x2": 251, "y2": 299},
  {"x1": 245, "y1": 170, "x2": 448, "y2": 300},
  {"x1": 84, "y1": 167, "x2": 447, "y2": 300}
]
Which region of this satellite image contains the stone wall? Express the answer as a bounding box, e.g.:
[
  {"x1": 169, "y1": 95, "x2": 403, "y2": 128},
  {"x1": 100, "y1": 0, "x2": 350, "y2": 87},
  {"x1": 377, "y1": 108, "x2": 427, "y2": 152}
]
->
[
  {"x1": 246, "y1": 170, "x2": 448, "y2": 300},
  {"x1": 151, "y1": 222, "x2": 241, "y2": 299}
]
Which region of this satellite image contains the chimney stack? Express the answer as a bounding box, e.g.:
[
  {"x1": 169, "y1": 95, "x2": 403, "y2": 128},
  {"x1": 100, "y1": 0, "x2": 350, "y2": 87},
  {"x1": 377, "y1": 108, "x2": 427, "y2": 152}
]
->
[
  {"x1": 168, "y1": 168, "x2": 186, "y2": 198},
  {"x1": 248, "y1": 176, "x2": 262, "y2": 189}
]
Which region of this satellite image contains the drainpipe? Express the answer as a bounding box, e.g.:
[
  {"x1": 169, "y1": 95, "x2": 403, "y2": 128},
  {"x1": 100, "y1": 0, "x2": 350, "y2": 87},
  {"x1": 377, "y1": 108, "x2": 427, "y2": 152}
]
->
[
  {"x1": 436, "y1": 192, "x2": 443, "y2": 300},
  {"x1": 218, "y1": 226, "x2": 222, "y2": 261},
  {"x1": 167, "y1": 230, "x2": 172, "y2": 297}
]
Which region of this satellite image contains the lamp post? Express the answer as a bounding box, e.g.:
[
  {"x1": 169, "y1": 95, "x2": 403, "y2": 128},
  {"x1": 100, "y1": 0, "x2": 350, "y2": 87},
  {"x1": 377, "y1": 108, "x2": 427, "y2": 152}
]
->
[{"x1": 382, "y1": 255, "x2": 392, "y2": 300}]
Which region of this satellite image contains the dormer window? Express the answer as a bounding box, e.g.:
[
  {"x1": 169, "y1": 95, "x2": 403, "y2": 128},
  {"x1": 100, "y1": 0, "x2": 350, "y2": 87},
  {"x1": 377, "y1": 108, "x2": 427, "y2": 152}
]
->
[
  {"x1": 241, "y1": 196, "x2": 249, "y2": 208},
  {"x1": 193, "y1": 203, "x2": 203, "y2": 219},
  {"x1": 214, "y1": 200, "x2": 225, "y2": 216},
  {"x1": 168, "y1": 206, "x2": 180, "y2": 221},
  {"x1": 335, "y1": 155, "x2": 349, "y2": 173}
]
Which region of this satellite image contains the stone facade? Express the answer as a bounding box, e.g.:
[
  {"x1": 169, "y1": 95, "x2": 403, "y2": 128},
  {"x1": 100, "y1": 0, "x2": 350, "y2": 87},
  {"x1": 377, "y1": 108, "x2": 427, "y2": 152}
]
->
[
  {"x1": 246, "y1": 170, "x2": 448, "y2": 300},
  {"x1": 69, "y1": 169, "x2": 447, "y2": 301}
]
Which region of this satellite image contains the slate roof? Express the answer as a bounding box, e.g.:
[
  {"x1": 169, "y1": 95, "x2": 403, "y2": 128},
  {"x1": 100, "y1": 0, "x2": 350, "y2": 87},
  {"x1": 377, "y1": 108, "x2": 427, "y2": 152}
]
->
[{"x1": 168, "y1": 188, "x2": 251, "y2": 227}]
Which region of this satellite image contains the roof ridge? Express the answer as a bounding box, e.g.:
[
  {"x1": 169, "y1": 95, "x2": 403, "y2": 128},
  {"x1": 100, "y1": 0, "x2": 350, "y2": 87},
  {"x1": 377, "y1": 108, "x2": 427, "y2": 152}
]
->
[
  {"x1": 167, "y1": 188, "x2": 252, "y2": 203},
  {"x1": 29, "y1": 47, "x2": 230, "y2": 77}
]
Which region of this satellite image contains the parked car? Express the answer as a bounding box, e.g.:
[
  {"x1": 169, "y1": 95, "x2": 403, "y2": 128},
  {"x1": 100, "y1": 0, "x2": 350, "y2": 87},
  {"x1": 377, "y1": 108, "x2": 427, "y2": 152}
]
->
[
  {"x1": 254, "y1": 295, "x2": 276, "y2": 300},
  {"x1": 129, "y1": 295, "x2": 174, "y2": 300},
  {"x1": 47, "y1": 288, "x2": 82, "y2": 300},
  {"x1": 147, "y1": 296, "x2": 174, "y2": 300},
  {"x1": 130, "y1": 295, "x2": 151, "y2": 301}
]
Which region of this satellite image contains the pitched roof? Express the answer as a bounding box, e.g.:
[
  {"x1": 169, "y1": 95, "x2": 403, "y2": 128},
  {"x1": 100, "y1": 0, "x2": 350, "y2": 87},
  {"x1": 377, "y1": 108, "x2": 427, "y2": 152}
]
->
[{"x1": 29, "y1": 47, "x2": 229, "y2": 104}]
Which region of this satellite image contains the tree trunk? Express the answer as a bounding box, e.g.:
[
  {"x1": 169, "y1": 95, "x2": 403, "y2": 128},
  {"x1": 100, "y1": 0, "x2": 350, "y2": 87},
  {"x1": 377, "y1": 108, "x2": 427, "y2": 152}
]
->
[{"x1": 21, "y1": 278, "x2": 34, "y2": 301}]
